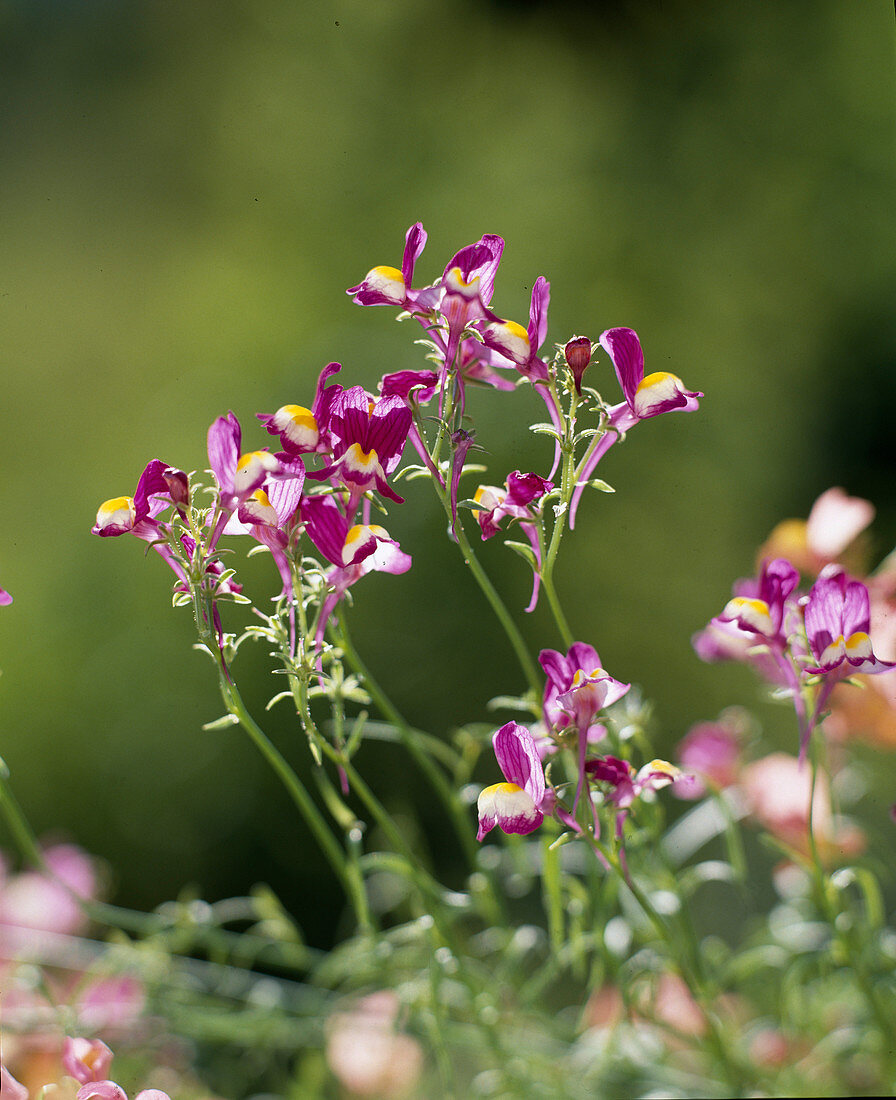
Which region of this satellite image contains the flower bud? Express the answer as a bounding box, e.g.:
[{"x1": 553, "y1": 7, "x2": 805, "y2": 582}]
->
[
  {"x1": 564, "y1": 336, "x2": 591, "y2": 394},
  {"x1": 163, "y1": 466, "x2": 190, "y2": 508}
]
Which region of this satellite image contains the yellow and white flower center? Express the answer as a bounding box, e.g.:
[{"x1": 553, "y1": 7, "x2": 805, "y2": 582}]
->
[
  {"x1": 342, "y1": 524, "x2": 388, "y2": 565},
  {"x1": 343, "y1": 443, "x2": 383, "y2": 480},
  {"x1": 632, "y1": 371, "x2": 686, "y2": 415},
  {"x1": 472, "y1": 485, "x2": 504, "y2": 517},
  {"x1": 95, "y1": 496, "x2": 136, "y2": 530},
  {"x1": 242, "y1": 489, "x2": 279, "y2": 527},
  {"x1": 364, "y1": 265, "x2": 406, "y2": 304},
  {"x1": 483, "y1": 319, "x2": 530, "y2": 362},
  {"x1": 273, "y1": 404, "x2": 319, "y2": 450},
  {"x1": 233, "y1": 450, "x2": 279, "y2": 495},
  {"x1": 477, "y1": 782, "x2": 538, "y2": 825},
  {"x1": 722, "y1": 596, "x2": 774, "y2": 635},
  {"x1": 820, "y1": 631, "x2": 873, "y2": 667}
]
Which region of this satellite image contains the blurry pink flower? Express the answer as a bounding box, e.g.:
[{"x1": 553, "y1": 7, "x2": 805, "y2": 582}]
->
[
  {"x1": 61, "y1": 1038, "x2": 113, "y2": 1085},
  {"x1": 326, "y1": 991, "x2": 424, "y2": 1099},
  {"x1": 75, "y1": 976, "x2": 146, "y2": 1033},
  {"x1": 673, "y1": 710, "x2": 747, "y2": 798},
  {"x1": 759, "y1": 487, "x2": 874, "y2": 576},
  {"x1": 76, "y1": 1085, "x2": 128, "y2": 1100},
  {"x1": 1, "y1": 1065, "x2": 29, "y2": 1100},
  {"x1": 0, "y1": 844, "x2": 97, "y2": 950},
  {"x1": 652, "y1": 973, "x2": 707, "y2": 1037},
  {"x1": 739, "y1": 753, "x2": 864, "y2": 862}
]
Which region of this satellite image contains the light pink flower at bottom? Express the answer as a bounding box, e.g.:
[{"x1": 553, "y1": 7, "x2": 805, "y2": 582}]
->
[{"x1": 326, "y1": 991, "x2": 424, "y2": 1099}]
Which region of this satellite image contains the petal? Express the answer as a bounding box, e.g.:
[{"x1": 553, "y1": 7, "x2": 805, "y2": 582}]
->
[
  {"x1": 527, "y1": 276, "x2": 550, "y2": 352},
  {"x1": 492, "y1": 721, "x2": 545, "y2": 805},
  {"x1": 599, "y1": 327, "x2": 644, "y2": 408},
  {"x1": 401, "y1": 221, "x2": 427, "y2": 284},
  {"x1": 207, "y1": 411, "x2": 242, "y2": 493},
  {"x1": 477, "y1": 782, "x2": 543, "y2": 840}
]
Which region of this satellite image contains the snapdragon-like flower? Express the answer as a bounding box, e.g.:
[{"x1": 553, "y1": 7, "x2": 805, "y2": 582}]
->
[
  {"x1": 803, "y1": 566, "x2": 896, "y2": 678},
  {"x1": 586, "y1": 756, "x2": 681, "y2": 809},
  {"x1": 91, "y1": 459, "x2": 180, "y2": 539},
  {"x1": 307, "y1": 387, "x2": 412, "y2": 505},
  {"x1": 570, "y1": 327, "x2": 702, "y2": 529},
  {"x1": 600, "y1": 327, "x2": 702, "y2": 425},
  {"x1": 540, "y1": 642, "x2": 630, "y2": 736},
  {"x1": 473, "y1": 471, "x2": 553, "y2": 611},
  {"x1": 694, "y1": 558, "x2": 803, "y2": 686},
  {"x1": 480, "y1": 276, "x2": 551, "y2": 386},
  {"x1": 302, "y1": 494, "x2": 411, "y2": 646},
  {"x1": 257, "y1": 361, "x2": 344, "y2": 457},
  {"x1": 0, "y1": 580, "x2": 11, "y2": 606},
  {"x1": 347, "y1": 221, "x2": 435, "y2": 311},
  {"x1": 476, "y1": 722, "x2": 547, "y2": 840},
  {"x1": 716, "y1": 557, "x2": 800, "y2": 646}
]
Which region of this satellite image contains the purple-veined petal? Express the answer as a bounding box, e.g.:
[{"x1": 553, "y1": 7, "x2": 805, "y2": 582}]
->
[
  {"x1": 527, "y1": 276, "x2": 550, "y2": 352},
  {"x1": 207, "y1": 412, "x2": 242, "y2": 495},
  {"x1": 401, "y1": 221, "x2": 427, "y2": 285},
  {"x1": 493, "y1": 721, "x2": 545, "y2": 805},
  {"x1": 599, "y1": 328, "x2": 644, "y2": 408}
]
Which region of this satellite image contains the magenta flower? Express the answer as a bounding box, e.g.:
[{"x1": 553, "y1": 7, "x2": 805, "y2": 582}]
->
[
  {"x1": 480, "y1": 276, "x2": 551, "y2": 385},
  {"x1": 474, "y1": 471, "x2": 553, "y2": 541},
  {"x1": 437, "y1": 234, "x2": 505, "y2": 373},
  {"x1": 476, "y1": 722, "x2": 547, "y2": 841},
  {"x1": 473, "y1": 471, "x2": 553, "y2": 611},
  {"x1": 540, "y1": 642, "x2": 630, "y2": 735},
  {"x1": 257, "y1": 361, "x2": 344, "y2": 457},
  {"x1": 347, "y1": 222, "x2": 434, "y2": 311},
  {"x1": 570, "y1": 327, "x2": 702, "y2": 529},
  {"x1": 803, "y1": 566, "x2": 896, "y2": 678},
  {"x1": 307, "y1": 387, "x2": 412, "y2": 505},
  {"x1": 599, "y1": 327, "x2": 702, "y2": 424},
  {"x1": 91, "y1": 459, "x2": 180, "y2": 539},
  {"x1": 302, "y1": 494, "x2": 411, "y2": 646},
  {"x1": 716, "y1": 557, "x2": 800, "y2": 645},
  {"x1": 207, "y1": 412, "x2": 282, "y2": 510},
  {"x1": 586, "y1": 756, "x2": 681, "y2": 809},
  {"x1": 0, "y1": 581, "x2": 11, "y2": 606}
]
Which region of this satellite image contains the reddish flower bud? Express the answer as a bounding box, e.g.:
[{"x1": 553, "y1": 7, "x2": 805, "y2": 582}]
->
[
  {"x1": 564, "y1": 336, "x2": 591, "y2": 394},
  {"x1": 163, "y1": 466, "x2": 190, "y2": 508}
]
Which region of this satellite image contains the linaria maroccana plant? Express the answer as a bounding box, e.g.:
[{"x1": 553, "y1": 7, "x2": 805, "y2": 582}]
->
[{"x1": 1, "y1": 224, "x2": 895, "y2": 1099}]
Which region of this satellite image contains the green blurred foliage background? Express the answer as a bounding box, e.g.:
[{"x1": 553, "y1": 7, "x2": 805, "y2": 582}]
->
[{"x1": 1, "y1": 0, "x2": 894, "y2": 945}]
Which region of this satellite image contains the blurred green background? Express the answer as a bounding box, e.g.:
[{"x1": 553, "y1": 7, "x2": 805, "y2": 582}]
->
[{"x1": 1, "y1": 0, "x2": 894, "y2": 945}]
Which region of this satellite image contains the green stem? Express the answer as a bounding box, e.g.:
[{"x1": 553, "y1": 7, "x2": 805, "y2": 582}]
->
[
  {"x1": 334, "y1": 613, "x2": 506, "y2": 925},
  {"x1": 215, "y1": 669, "x2": 369, "y2": 928},
  {"x1": 594, "y1": 837, "x2": 749, "y2": 1094},
  {"x1": 452, "y1": 514, "x2": 541, "y2": 697}
]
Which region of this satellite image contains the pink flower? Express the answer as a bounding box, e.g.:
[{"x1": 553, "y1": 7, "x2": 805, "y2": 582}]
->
[
  {"x1": 476, "y1": 722, "x2": 547, "y2": 841},
  {"x1": 326, "y1": 991, "x2": 424, "y2": 1099},
  {"x1": 803, "y1": 566, "x2": 896, "y2": 678},
  {"x1": 673, "y1": 711, "x2": 746, "y2": 798},
  {"x1": 739, "y1": 752, "x2": 864, "y2": 862},
  {"x1": 62, "y1": 1037, "x2": 113, "y2": 1084}
]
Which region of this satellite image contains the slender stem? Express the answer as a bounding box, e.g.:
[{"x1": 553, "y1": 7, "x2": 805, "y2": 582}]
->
[
  {"x1": 540, "y1": 570, "x2": 574, "y2": 650},
  {"x1": 593, "y1": 837, "x2": 749, "y2": 1094},
  {"x1": 334, "y1": 612, "x2": 506, "y2": 924},
  {"x1": 452, "y1": 514, "x2": 541, "y2": 697},
  {"x1": 215, "y1": 668, "x2": 370, "y2": 928},
  {"x1": 414, "y1": 408, "x2": 541, "y2": 697}
]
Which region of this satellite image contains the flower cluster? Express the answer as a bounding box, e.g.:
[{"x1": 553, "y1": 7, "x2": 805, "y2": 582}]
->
[
  {"x1": 1, "y1": 1037, "x2": 170, "y2": 1100},
  {"x1": 476, "y1": 641, "x2": 680, "y2": 847},
  {"x1": 695, "y1": 489, "x2": 896, "y2": 759}
]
